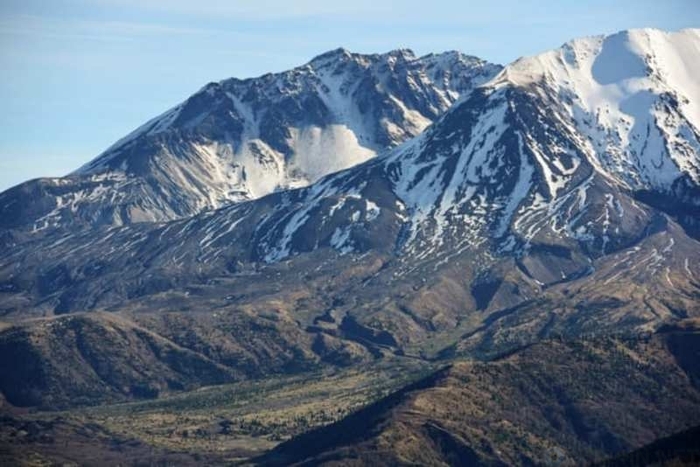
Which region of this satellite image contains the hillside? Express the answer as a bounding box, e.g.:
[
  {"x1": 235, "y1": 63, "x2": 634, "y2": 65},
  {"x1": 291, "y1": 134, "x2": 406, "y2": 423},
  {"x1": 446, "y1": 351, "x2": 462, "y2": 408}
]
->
[{"x1": 259, "y1": 323, "x2": 700, "y2": 465}]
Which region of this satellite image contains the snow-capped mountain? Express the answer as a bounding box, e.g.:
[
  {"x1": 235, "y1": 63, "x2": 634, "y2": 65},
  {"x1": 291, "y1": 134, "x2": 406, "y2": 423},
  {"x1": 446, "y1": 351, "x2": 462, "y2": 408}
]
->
[
  {"x1": 3, "y1": 30, "x2": 700, "y2": 467},
  {"x1": 2, "y1": 28, "x2": 699, "y2": 349},
  {"x1": 0, "y1": 48, "x2": 500, "y2": 232},
  {"x1": 232, "y1": 28, "x2": 700, "y2": 267},
  {"x1": 0, "y1": 30, "x2": 700, "y2": 347}
]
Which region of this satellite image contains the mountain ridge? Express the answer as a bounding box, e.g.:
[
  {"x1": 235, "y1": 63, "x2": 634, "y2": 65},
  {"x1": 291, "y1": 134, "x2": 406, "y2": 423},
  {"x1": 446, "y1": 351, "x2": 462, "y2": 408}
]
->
[{"x1": 0, "y1": 48, "x2": 501, "y2": 233}]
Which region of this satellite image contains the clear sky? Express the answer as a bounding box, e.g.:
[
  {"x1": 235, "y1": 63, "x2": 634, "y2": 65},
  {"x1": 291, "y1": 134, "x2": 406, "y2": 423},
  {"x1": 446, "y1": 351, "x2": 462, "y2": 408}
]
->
[{"x1": 1, "y1": 0, "x2": 698, "y2": 191}]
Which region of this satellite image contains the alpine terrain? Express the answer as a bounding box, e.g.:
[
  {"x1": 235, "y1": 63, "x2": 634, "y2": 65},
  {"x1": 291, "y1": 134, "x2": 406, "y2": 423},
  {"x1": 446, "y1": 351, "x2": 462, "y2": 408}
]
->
[
  {"x1": 1, "y1": 28, "x2": 699, "y2": 466},
  {"x1": 0, "y1": 49, "x2": 500, "y2": 232}
]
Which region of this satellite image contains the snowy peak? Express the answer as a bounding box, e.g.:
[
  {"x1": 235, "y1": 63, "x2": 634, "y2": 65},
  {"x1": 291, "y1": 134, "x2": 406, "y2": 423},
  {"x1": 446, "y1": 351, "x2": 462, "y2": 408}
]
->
[
  {"x1": 389, "y1": 28, "x2": 700, "y2": 257},
  {"x1": 495, "y1": 28, "x2": 700, "y2": 190},
  {"x1": 308, "y1": 47, "x2": 354, "y2": 64},
  {"x1": 4, "y1": 48, "x2": 501, "y2": 232},
  {"x1": 4, "y1": 26, "x2": 698, "y2": 258},
  {"x1": 505, "y1": 28, "x2": 699, "y2": 92},
  {"x1": 308, "y1": 47, "x2": 416, "y2": 67},
  {"x1": 78, "y1": 45, "x2": 500, "y2": 184},
  {"x1": 76, "y1": 46, "x2": 498, "y2": 171},
  {"x1": 235, "y1": 29, "x2": 700, "y2": 269}
]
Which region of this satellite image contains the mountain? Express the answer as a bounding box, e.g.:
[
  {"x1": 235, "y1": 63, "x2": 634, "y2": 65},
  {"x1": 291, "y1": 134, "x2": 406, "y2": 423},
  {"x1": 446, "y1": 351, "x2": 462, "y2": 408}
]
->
[
  {"x1": 243, "y1": 27, "x2": 700, "y2": 264},
  {"x1": 0, "y1": 49, "x2": 500, "y2": 233},
  {"x1": 1, "y1": 27, "x2": 700, "y2": 466},
  {"x1": 2, "y1": 28, "x2": 698, "y2": 351},
  {"x1": 258, "y1": 322, "x2": 700, "y2": 465}
]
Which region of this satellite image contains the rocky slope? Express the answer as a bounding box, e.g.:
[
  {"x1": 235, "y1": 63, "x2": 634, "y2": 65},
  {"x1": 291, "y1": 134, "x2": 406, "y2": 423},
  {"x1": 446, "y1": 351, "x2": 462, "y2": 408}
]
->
[{"x1": 0, "y1": 49, "x2": 500, "y2": 232}]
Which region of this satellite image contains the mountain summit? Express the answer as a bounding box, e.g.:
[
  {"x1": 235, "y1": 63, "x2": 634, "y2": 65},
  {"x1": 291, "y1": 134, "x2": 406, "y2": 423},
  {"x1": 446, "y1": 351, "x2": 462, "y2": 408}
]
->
[
  {"x1": 225, "y1": 28, "x2": 700, "y2": 266},
  {"x1": 0, "y1": 49, "x2": 500, "y2": 232}
]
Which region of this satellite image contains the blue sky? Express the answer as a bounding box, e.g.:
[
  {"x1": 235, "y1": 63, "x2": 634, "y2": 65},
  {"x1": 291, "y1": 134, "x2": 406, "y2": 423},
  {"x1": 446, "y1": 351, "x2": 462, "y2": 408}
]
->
[{"x1": 0, "y1": 0, "x2": 698, "y2": 190}]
